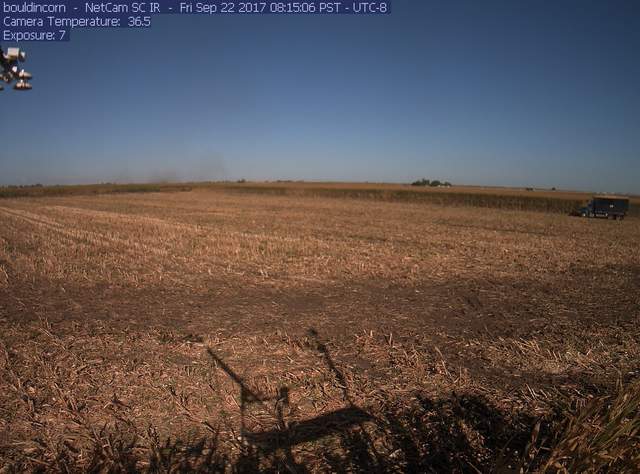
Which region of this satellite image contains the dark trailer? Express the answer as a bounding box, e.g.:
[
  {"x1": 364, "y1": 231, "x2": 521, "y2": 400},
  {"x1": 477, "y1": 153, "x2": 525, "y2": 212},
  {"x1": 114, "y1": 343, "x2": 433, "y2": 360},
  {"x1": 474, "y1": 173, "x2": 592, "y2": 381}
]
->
[{"x1": 576, "y1": 196, "x2": 630, "y2": 220}]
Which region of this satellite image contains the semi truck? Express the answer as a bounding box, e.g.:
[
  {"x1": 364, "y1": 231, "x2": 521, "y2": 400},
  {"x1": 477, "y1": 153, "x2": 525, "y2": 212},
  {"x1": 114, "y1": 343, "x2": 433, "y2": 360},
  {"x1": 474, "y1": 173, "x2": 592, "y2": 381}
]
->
[{"x1": 576, "y1": 196, "x2": 629, "y2": 220}]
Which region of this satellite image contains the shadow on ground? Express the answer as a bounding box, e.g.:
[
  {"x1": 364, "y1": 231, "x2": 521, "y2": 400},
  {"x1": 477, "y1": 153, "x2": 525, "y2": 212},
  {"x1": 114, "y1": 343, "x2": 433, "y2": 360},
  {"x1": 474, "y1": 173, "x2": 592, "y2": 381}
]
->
[
  {"x1": 135, "y1": 393, "x2": 536, "y2": 474},
  {"x1": 56, "y1": 328, "x2": 539, "y2": 474}
]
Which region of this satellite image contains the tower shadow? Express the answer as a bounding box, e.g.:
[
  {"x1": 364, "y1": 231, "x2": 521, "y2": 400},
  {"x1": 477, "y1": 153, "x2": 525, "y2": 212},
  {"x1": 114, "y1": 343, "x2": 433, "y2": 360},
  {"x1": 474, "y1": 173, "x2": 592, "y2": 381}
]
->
[{"x1": 206, "y1": 328, "x2": 375, "y2": 472}]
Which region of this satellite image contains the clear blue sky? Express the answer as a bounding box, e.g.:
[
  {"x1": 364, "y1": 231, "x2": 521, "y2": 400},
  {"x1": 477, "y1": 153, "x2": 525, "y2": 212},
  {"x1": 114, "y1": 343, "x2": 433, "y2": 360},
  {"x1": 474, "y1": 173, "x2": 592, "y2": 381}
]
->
[{"x1": 1, "y1": 0, "x2": 639, "y2": 193}]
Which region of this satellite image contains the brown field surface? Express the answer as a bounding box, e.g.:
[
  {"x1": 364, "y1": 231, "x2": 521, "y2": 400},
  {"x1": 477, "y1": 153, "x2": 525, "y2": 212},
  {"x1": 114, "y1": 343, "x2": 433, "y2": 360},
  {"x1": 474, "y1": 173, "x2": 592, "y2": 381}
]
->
[{"x1": 1, "y1": 188, "x2": 639, "y2": 472}]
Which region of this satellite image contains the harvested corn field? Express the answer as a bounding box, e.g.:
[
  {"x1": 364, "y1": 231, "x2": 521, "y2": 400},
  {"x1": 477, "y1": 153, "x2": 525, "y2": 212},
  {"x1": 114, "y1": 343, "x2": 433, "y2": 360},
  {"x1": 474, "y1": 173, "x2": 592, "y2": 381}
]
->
[{"x1": 1, "y1": 187, "x2": 639, "y2": 472}]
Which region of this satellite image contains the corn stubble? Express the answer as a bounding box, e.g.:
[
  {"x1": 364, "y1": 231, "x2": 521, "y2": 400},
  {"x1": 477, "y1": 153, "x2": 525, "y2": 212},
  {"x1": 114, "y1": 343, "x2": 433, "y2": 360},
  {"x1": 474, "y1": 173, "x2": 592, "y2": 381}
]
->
[{"x1": 0, "y1": 187, "x2": 639, "y2": 472}]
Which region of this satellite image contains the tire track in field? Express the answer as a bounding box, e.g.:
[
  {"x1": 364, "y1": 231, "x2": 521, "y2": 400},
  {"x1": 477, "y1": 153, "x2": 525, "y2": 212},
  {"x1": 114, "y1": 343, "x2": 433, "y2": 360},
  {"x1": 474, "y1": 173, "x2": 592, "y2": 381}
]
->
[
  {"x1": 0, "y1": 206, "x2": 170, "y2": 258},
  {"x1": 0, "y1": 205, "x2": 323, "y2": 274},
  {"x1": 39, "y1": 205, "x2": 444, "y2": 281},
  {"x1": 44, "y1": 205, "x2": 322, "y2": 246},
  {"x1": 39, "y1": 205, "x2": 370, "y2": 282}
]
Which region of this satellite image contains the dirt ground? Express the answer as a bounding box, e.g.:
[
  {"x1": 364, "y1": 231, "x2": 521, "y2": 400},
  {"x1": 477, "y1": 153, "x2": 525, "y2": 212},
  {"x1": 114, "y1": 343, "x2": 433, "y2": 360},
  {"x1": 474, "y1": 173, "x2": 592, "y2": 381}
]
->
[{"x1": 1, "y1": 189, "x2": 639, "y2": 472}]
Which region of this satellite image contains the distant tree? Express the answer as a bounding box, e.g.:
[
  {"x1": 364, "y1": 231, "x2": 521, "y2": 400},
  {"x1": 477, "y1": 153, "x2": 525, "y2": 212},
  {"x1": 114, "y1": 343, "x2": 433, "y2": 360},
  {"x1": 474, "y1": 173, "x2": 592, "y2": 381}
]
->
[
  {"x1": 411, "y1": 178, "x2": 430, "y2": 187},
  {"x1": 429, "y1": 180, "x2": 442, "y2": 187},
  {"x1": 237, "y1": 179, "x2": 246, "y2": 183},
  {"x1": 443, "y1": 182, "x2": 452, "y2": 187}
]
